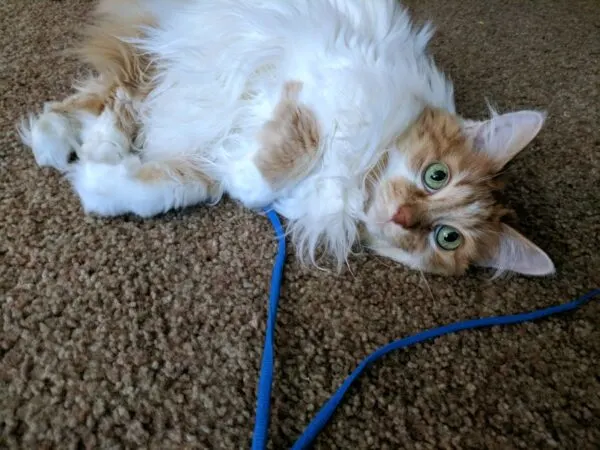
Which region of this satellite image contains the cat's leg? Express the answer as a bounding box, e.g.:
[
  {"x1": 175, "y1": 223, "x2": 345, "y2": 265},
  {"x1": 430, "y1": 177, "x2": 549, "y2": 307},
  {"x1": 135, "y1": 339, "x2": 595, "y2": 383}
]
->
[
  {"x1": 228, "y1": 81, "x2": 322, "y2": 208},
  {"x1": 69, "y1": 156, "x2": 218, "y2": 217}
]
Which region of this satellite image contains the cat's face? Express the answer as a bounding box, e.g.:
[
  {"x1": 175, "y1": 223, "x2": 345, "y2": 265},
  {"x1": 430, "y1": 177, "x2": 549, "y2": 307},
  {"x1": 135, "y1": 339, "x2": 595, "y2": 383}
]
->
[{"x1": 364, "y1": 107, "x2": 554, "y2": 276}]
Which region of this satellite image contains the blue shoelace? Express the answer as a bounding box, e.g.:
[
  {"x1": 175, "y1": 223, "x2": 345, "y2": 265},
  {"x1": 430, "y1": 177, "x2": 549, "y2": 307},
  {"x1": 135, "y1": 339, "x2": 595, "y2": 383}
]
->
[{"x1": 251, "y1": 208, "x2": 599, "y2": 450}]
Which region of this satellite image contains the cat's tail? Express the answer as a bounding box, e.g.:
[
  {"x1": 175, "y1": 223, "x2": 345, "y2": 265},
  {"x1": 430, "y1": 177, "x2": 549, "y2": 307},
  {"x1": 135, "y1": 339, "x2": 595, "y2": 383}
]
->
[{"x1": 73, "y1": 0, "x2": 156, "y2": 90}]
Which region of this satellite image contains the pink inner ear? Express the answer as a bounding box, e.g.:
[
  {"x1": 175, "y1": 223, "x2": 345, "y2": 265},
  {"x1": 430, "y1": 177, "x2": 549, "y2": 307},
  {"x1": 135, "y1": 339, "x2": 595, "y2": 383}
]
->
[
  {"x1": 474, "y1": 119, "x2": 514, "y2": 152},
  {"x1": 478, "y1": 225, "x2": 555, "y2": 276},
  {"x1": 466, "y1": 111, "x2": 546, "y2": 169}
]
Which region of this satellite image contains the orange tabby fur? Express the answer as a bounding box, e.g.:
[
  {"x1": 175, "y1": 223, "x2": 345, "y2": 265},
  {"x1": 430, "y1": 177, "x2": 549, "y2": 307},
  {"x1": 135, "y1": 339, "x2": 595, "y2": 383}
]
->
[{"x1": 255, "y1": 82, "x2": 322, "y2": 188}]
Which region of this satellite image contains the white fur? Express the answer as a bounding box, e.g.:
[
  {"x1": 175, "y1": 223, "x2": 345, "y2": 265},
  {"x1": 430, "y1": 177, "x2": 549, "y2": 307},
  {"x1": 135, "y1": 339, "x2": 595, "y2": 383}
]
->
[
  {"x1": 384, "y1": 150, "x2": 420, "y2": 186},
  {"x1": 368, "y1": 238, "x2": 427, "y2": 271},
  {"x1": 227, "y1": 156, "x2": 277, "y2": 209}
]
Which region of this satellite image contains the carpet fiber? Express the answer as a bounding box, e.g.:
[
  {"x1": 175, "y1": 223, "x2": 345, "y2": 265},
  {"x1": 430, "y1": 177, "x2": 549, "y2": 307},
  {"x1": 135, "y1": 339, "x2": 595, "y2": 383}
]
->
[{"x1": 1, "y1": 1, "x2": 599, "y2": 448}]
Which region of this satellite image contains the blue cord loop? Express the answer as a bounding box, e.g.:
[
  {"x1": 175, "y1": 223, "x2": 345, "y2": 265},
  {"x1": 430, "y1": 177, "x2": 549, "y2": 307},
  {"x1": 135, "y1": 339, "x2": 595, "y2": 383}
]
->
[{"x1": 251, "y1": 208, "x2": 599, "y2": 450}]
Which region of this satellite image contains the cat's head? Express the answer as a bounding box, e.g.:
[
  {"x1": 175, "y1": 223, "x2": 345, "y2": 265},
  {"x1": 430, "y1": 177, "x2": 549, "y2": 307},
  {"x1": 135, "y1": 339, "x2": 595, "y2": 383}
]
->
[{"x1": 364, "y1": 107, "x2": 554, "y2": 276}]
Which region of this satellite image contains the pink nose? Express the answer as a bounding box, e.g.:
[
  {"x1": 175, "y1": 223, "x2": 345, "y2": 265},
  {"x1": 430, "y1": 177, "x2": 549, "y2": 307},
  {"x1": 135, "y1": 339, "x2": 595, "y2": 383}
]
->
[{"x1": 392, "y1": 205, "x2": 414, "y2": 228}]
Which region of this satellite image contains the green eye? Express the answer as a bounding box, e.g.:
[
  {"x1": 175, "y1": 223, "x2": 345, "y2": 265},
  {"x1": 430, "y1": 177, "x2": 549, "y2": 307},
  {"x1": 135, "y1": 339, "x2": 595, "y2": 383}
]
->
[
  {"x1": 423, "y1": 162, "x2": 450, "y2": 191},
  {"x1": 435, "y1": 225, "x2": 463, "y2": 251}
]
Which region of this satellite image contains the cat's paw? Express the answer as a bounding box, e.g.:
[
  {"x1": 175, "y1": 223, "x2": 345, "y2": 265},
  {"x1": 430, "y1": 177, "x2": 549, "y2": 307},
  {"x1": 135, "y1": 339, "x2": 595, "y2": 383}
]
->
[
  {"x1": 69, "y1": 156, "x2": 141, "y2": 216},
  {"x1": 80, "y1": 140, "x2": 129, "y2": 165},
  {"x1": 19, "y1": 110, "x2": 76, "y2": 172},
  {"x1": 227, "y1": 157, "x2": 277, "y2": 209},
  {"x1": 79, "y1": 110, "x2": 130, "y2": 164}
]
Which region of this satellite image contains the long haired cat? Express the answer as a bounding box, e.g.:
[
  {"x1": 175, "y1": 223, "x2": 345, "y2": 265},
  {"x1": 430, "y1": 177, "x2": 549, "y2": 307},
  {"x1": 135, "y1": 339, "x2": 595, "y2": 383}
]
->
[{"x1": 19, "y1": 0, "x2": 555, "y2": 276}]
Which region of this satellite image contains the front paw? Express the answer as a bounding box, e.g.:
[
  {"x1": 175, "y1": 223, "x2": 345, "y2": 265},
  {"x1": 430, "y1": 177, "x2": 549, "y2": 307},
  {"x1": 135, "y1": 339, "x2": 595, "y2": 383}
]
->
[
  {"x1": 227, "y1": 158, "x2": 276, "y2": 209},
  {"x1": 80, "y1": 140, "x2": 128, "y2": 164},
  {"x1": 79, "y1": 109, "x2": 130, "y2": 164}
]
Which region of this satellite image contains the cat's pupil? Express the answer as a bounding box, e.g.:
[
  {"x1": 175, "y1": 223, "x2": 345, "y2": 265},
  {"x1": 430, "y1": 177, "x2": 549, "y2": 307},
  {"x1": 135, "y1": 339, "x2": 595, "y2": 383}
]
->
[
  {"x1": 445, "y1": 231, "x2": 459, "y2": 242},
  {"x1": 431, "y1": 170, "x2": 446, "y2": 181}
]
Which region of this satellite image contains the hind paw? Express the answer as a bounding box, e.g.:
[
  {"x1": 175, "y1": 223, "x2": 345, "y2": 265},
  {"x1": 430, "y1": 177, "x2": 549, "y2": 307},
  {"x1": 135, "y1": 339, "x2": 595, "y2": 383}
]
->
[{"x1": 20, "y1": 110, "x2": 77, "y2": 172}]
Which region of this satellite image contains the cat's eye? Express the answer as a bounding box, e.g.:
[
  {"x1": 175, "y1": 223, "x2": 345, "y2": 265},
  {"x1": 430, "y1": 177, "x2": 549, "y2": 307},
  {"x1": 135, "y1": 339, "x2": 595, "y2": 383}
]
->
[
  {"x1": 423, "y1": 162, "x2": 450, "y2": 191},
  {"x1": 435, "y1": 225, "x2": 462, "y2": 251}
]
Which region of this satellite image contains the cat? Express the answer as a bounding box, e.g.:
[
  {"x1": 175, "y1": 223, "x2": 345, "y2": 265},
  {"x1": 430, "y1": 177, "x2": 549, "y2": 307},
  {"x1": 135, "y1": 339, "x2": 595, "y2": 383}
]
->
[{"x1": 19, "y1": 0, "x2": 555, "y2": 277}]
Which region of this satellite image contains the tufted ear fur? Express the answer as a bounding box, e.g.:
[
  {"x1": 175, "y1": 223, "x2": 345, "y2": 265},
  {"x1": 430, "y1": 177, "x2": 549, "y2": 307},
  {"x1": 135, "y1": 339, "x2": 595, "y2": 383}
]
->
[
  {"x1": 477, "y1": 224, "x2": 555, "y2": 276},
  {"x1": 464, "y1": 110, "x2": 546, "y2": 170}
]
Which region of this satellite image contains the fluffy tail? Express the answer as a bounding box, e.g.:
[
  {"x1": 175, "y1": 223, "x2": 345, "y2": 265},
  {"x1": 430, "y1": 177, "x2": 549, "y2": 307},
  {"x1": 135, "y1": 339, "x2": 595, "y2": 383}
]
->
[{"x1": 74, "y1": 0, "x2": 156, "y2": 90}]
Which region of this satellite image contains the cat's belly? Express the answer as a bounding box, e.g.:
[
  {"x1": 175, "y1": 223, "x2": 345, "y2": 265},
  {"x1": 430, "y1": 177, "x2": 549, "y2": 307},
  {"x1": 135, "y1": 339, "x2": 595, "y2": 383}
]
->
[
  {"x1": 136, "y1": 75, "x2": 283, "y2": 209},
  {"x1": 136, "y1": 65, "x2": 383, "y2": 212}
]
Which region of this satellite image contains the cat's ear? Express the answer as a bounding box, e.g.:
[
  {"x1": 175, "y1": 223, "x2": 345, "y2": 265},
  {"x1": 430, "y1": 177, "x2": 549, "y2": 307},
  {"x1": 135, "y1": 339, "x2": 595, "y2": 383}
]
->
[
  {"x1": 477, "y1": 224, "x2": 555, "y2": 276},
  {"x1": 463, "y1": 110, "x2": 546, "y2": 170}
]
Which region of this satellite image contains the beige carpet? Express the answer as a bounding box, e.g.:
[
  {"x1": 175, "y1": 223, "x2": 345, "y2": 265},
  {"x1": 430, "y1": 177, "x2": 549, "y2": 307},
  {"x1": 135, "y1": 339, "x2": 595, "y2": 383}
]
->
[{"x1": 1, "y1": 0, "x2": 599, "y2": 448}]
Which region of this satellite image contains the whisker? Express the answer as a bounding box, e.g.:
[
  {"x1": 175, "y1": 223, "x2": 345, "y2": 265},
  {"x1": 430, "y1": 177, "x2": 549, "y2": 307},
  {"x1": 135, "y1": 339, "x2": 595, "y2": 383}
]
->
[{"x1": 419, "y1": 268, "x2": 435, "y2": 302}]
